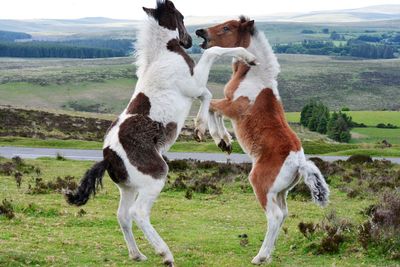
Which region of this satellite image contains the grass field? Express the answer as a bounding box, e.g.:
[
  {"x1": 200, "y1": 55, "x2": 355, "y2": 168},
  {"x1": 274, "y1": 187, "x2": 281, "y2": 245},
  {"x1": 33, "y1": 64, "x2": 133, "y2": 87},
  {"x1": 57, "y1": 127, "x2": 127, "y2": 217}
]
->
[
  {"x1": 286, "y1": 111, "x2": 400, "y2": 146},
  {"x1": 351, "y1": 127, "x2": 400, "y2": 144},
  {"x1": 1, "y1": 157, "x2": 398, "y2": 266},
  {"x1": 1, "y1": 137, "x2": 400, "y2": 157},
  {"x1": 285, "y1": 111, "x2": 400, "y2": 127},
  {"x1": 1, "y1": 55, "x2": 400, "y2": 114}
]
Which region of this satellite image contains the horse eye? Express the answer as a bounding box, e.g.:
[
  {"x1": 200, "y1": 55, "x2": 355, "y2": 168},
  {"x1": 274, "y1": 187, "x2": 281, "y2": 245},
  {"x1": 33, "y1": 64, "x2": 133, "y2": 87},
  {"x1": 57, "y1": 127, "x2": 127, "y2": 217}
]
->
[{"x1": 223, "y1": 26, "x2": 230, "y2": 32}]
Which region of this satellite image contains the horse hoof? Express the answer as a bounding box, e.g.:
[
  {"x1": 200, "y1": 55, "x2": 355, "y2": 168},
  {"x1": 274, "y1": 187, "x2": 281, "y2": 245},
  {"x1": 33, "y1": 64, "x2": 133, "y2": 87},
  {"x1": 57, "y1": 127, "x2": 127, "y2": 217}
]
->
[
  {"x1": 131, "y1": 253, "x2": 147, "y2": 261},
  {"x1": 163, "y1": 260, "x2": 175, "y2": 267},
  {"x1": 164, "y1": 261, "x2": 175, "y2": 267},
  {"x1": 251, "y1": 255, "x2": 269, "y2": 265},
  {"x1": 194, "y1": 128, "x2": 204, "y2": 142},
  {"x1": 218, "y1": 140, "x2": 227, "y2": 151},
  {"x1": 226, "y1": 143, "x2": 233, "y2": 154},
  {"x1": 218, "y1": 140, "x2": 232, "y2": 154}
]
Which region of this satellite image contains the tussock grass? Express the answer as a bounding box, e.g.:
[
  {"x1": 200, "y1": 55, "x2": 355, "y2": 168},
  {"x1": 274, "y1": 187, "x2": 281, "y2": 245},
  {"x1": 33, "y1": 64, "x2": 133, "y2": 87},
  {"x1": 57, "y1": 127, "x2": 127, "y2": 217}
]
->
[{"x1": 0, "y1": 157, "x2": 398, "y2": 266}]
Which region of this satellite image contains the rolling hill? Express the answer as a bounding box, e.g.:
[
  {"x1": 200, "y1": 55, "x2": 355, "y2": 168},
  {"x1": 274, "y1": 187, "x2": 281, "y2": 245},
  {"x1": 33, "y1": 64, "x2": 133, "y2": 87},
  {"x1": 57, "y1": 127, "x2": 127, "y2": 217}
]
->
[{"x1": 1, "y1": 4, "x2": 400, "y2": 39}]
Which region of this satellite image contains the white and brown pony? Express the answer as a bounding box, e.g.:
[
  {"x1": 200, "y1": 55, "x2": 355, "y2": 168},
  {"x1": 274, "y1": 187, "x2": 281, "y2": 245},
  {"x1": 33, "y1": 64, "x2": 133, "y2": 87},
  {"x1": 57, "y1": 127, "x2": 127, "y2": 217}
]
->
[
  {"x1": 65, "y1": 1, "x2": 256, "y2": 266},
  {"x1": 196, "y1": 17, "x2": 330, "y2": 265}
]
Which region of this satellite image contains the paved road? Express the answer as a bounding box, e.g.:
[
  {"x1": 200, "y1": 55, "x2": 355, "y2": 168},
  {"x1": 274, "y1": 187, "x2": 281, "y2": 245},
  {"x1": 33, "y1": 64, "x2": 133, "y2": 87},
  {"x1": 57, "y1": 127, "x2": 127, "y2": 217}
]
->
[{"x1": 1, "y1": 146, "x2": 399, "y2": 164}]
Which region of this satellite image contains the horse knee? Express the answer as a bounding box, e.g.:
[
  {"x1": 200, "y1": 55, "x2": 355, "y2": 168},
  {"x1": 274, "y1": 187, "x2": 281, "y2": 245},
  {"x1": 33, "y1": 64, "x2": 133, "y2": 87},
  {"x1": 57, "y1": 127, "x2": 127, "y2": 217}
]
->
[
  {"x1": 266, "y1": 195, "x2": 284, "y2": 222},
  {"x1": 209, "y1": 127, "x2": 219, "y2": 139},
  {"x1": 117, "y1": 210, "x2": 131, "y2": 229},
  {"x1": 130, "y1": 206, "x2": 149, "y2": 224}
]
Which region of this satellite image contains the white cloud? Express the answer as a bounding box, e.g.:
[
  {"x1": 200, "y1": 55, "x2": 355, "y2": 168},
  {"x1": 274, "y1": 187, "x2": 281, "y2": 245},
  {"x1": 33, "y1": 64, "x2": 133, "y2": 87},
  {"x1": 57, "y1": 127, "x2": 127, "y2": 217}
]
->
[{"x1": 0, "y1": 0, "x2": 399, "y2": 20}]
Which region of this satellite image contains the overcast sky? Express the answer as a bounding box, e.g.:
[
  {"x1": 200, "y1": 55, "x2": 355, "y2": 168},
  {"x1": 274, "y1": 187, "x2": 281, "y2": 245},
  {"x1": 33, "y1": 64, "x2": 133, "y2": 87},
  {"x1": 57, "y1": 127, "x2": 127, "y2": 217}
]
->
[{"x1": 1, "y1": 0, "x2": 399, "y2": 20}]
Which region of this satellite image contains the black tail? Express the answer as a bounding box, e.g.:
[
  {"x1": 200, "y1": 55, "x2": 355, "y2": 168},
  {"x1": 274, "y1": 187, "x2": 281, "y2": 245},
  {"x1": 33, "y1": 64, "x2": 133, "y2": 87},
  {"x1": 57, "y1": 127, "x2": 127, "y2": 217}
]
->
[{"x1": 65, "y1": 160, "x2": 108, "y2": 206}]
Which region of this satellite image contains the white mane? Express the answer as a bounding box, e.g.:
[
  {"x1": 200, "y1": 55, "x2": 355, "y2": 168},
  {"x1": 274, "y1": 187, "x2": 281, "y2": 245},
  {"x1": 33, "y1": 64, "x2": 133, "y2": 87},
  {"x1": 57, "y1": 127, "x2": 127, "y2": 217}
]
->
[
  {"x1": 250, "y1": 31, "x2": 280, "y2": 91},
  {"x1": 134, "y1": 17, "x2": 179, "y2": 78},
  {"x1": 233, "y1": 30, "x2": 281, "y2": 102}
]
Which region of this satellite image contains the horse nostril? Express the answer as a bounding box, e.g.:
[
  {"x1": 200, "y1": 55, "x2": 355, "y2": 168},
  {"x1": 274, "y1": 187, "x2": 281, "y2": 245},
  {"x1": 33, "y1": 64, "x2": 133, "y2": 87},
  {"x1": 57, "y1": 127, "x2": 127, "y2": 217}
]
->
[{"x1": 195, "y1": 29, "x2": 205, "y2": 36}]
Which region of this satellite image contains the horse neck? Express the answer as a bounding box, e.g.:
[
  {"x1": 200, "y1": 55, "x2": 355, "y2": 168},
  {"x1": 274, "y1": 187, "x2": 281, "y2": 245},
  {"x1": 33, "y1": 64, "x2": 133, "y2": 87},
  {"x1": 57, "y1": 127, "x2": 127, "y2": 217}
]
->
[
  {"x1": 135, "y1": 18, "x2": 178, "y2": 77},
  {"x1": 246, "y1": 32, "x2": 281, "y2": 99}
]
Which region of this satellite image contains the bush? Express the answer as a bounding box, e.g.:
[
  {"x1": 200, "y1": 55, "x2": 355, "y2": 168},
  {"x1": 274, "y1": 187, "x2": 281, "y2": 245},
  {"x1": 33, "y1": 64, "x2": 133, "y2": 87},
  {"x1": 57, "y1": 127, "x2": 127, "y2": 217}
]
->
[
  {"x1": 301, "y1": 30, "x2": 315, "y2": 34},
  {"x1": 167, "y1": 160, "x2": 190, "y2": 171},
  {"x1": 300, "y1": 101, "x2": 330, "y2": 134},
  {"x1": 376, "y1": 123, "x2": 398, "y2": 129},
  {"x1": 0, "y1": 157, "x2": 41, "y2": 187},
  {"x1": 358, "y1": 191, "x2": 400, "y2": 259},
  {"x1": 289, "y1": 181, "x2": 310, "y2": 201},
  {"x1": 0, "y1": 199, "x2": 15, "y2": 219},
  {"x1": 351, "y1": 121, "x2": 367, "y2": 128},
  {"x1": 299, "y1": 210, "x2": 352, "y2": 254},
  {"x1": 27, "y1": 176, "x2": 78, "y2": 194},
  {"x1": 346, "y1": 154, "x2": 373, "y2": 164},
  {"x1": 327, "y1": 112, "x2": 352, "y2": 143}
]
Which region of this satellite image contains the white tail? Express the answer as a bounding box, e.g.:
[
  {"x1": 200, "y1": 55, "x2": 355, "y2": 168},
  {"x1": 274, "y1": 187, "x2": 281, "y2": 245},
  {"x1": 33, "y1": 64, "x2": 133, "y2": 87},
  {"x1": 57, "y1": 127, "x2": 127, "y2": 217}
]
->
[{"x1": 299, "y1": 160, "x2": 330, "y2": 207}]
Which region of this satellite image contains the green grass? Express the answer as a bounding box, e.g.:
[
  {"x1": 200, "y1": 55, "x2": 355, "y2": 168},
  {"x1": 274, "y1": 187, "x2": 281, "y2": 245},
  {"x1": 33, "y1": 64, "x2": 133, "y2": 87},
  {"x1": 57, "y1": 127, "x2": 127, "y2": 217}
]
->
[
  {"x1": 169, "y1": 141, "x2": 243, "y2": 154},
  {"x1": 285, "y1": 111, "x2": 400, "y2": 127},
  {"x1": 0, "y1": 158, "x2": 397, "y2": 266},
  {"x1": 285, "y1": 112, "x2": 301, "y2": 123},
  {"x1": 2, "y1": 55, "x2": 400, "y2": 114},
  {"x1": 325, "y1": 147, "x2": 400, "y2": 157},
  {"x1": 0, "y1": 79, "x2": 135, "y2": 114},
  {"x1": 343, "y1": 111, "x2": 400, "y2": 127},
  {"x1": 351, "y1": 127, "x2": 400, "y2": 144},
  {"x1": 1, "y1": 137, "x2": 400, "y2": 157},
  {"x1": 286, "y1": 111, "x2": 400, "y2": 147},
  {"x1": 0, "y1": 137, "x2": 102, "y2": 150}
]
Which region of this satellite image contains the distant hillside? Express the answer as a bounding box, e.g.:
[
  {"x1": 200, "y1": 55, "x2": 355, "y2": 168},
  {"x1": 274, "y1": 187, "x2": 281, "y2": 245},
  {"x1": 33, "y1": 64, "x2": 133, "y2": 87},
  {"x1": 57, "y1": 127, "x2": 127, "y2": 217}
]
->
[
  {"x1": 0, "y1": 18, "x2": 139, "y2": 39},
  {"x1": 264, "y1": 4, "x2": 400, "y2": 23},
  {"x1": 1, "y1": 4, "x2": 400, "y2": 38},
  {"x1": 0, "y1": 55, "x2": 399, "y2": 113},
  {"x1": 0, "y1": 30, "x2": 31, "y2": 41}
]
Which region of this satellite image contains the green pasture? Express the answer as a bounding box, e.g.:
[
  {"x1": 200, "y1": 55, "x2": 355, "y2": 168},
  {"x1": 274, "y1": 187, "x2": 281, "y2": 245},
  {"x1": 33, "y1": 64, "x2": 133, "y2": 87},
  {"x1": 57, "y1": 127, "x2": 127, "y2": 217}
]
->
[{"x1": 0, "y1": 157, "x2": 397, "y2": 266}]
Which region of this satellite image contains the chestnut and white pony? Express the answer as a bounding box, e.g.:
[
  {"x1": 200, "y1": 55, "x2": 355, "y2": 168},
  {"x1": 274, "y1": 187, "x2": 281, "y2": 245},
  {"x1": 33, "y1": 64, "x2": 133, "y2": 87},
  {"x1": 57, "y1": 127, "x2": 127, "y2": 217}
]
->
[
  {"x1": 196, "y1": 17, "x2": 330, "y2": 265},
  {"x1": 65, "y1": 1, "x2": 256, "y2": 266}
]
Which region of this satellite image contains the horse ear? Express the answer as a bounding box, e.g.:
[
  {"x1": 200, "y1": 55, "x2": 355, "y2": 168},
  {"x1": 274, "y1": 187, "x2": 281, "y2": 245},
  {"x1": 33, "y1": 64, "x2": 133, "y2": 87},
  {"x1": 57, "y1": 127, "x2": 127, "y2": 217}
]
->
[
  {"x1": 241, "y1": 20, "x2": 255, "y2": 33},
  {"x1": 244, "y1": 20, "x2": 254, "y2": 28},
  {"x1": 143, "y1": 7, "x2": 156, "y2": 17},
  {"x1": 167, "y1": 1, "x2": 175, "y2": 8}
]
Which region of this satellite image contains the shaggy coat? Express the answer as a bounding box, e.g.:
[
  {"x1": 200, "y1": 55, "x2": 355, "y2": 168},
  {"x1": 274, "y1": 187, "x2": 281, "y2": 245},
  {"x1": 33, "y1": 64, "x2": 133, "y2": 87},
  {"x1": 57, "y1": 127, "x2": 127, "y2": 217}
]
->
[
  {"x1": 66, "y1": 2, "x2": 256, "y2": 266},
  {"x1": 196, "y1": 17, "x2": 329, "y2": 265}
]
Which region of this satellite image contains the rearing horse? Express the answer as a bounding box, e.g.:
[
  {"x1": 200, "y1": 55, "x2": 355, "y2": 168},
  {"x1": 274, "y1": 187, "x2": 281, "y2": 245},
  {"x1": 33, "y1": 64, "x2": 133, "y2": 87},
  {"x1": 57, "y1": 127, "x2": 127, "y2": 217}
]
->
[
  {"x1": 65, "y1": 1, "x2": 256, "y2": 266},
  {"x1": 196, "y1": 17, "x2": 330, "y2": 265}
]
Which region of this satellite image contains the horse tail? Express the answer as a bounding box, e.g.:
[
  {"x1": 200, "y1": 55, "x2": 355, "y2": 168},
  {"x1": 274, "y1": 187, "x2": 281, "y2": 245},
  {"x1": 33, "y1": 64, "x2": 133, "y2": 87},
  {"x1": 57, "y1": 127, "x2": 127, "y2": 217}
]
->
[
  {"x1": 299, "y1": 159, "x2": 330, "y2": 207},
  {"x1": 65, "y1": 160, "x2": 108, "y2": 206}
]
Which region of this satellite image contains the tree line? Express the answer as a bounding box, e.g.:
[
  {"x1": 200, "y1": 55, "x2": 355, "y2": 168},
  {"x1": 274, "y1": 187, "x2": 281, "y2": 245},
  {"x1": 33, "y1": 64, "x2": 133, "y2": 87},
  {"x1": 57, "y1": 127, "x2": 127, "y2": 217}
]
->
[
  {"x1": 300, "y1": 101, "x2": 353, "y2": 143},
  {"x1": 274, "y1": 30, "x2": 400, "y2": 59},
  {"x1": 274, "y1": 40, "x2": 397, "y2": 59},
  {"x1": 0, "y1": 39, "x2": 133, "y2": 58}
]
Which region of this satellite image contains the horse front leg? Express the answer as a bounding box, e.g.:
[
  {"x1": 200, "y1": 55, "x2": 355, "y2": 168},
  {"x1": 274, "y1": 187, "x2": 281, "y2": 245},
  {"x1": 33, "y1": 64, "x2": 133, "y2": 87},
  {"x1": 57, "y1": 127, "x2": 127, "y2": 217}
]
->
[
  {"x1": 209, "y1": 97, "x2": 250, "y2": 152},
  {"x1": 208, "y1": 110, "x2": 233, "y2": 153},
  {"x1": 194, "y1": 88, "x2": 212, "y2": 141},
  {"x1": 193, "y1": 46, "x2": 256, "y2": 86}
]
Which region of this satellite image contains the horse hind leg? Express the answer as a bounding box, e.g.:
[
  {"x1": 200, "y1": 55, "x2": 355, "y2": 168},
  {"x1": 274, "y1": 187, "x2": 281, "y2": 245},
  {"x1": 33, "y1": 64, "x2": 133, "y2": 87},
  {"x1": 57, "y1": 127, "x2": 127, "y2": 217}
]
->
[
  {"x1": 249, "y1": 162, "x2": 291, "y2": 265},
  {"x1": 117, "y1": 187, "x2": 147, "y2": 261},
  {"x1": 130, "y1": 181, "x2": 174, "y2": 266},
  {"x1": 251, "y1": 192, "x2": 284, "y2": 265}
]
